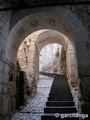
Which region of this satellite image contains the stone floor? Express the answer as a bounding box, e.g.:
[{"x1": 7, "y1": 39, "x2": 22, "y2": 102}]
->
[
  {"x1": 10, "y1": 75, "x2": 53, "y2": 120},
  {"x1": 10, "y1": 75, "x2": 78, "y2": 120}
]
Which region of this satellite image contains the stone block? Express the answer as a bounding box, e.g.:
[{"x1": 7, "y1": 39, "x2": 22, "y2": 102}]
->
[
  {"x1": 29, "y1": 48, "x2": 35, "y2": 53},
  {"x1": 0, "y1": 116, "x2": 10, "y2": 120},
  {"x1": 9, "y1": 82, "x2": 16, "y2": 97},
  {"x1": 75, "y1": 29, "x2": 89, "y2": 44},
  {"x1": 55, "y1": 6, "x2": 69, "y2": 18},
  {"x1": 8, "y1": 98, "x2": 12, "y2": 115},
  {"x1": 11, "y1": 97, "x2": 16, "y2": 112},
  {"x1": 69, "y1": 66, "x2": 75, "y2": 76},
  {"x1": 30, "y1": 41, "x2": 35, "y2": 46},
  {"x1": 0, "y1": 106, "x2": 2, "y2": 116},
  {"x1": 0, "y1": 72, "x2": 2, "y2": 83},
  {"x1": 2, "y1": 95, "x2": 9, "y2": 116},
  {"x1": 29, "y1": 63, "x2": 35, "y2": 68},
  {"x1": 28, "y1": 56, "x2": 34, "y2": 62},
  {"x1": 19, "y1": 17, "x2": 32, "y2": 34},
  {"x1": 64, "y1": 10, "x2": 77, "y2": 24},
  {"x1": 72, "y1": 19, "x2": 85, "y2": 32},
  {"x1": 69, "y1": 52, "x2": 74, "y2": 57},
  {"x1": 79, "y1": 77, "x2": 90, "y2": 101},
  {"x1": 6, "y1": 48, "x2": 17, "y2": 65},
  {"x1": 4, "y1": 84, "x2": 9, "y2": 94},
  {"x1": 70, "y1": 59, "x2": 75, "y2": 66},
  {"x1": 70, "y1": 76, "x2": 78, "y2": 87},
  {"x1": 3, "y1": 72, "x2": 9, "y2": 83},
  {"x1": 0, "y1": 60, "x2": 3, "y2": 72},
  {"x1": 0, "y1": 95, "x2": 2, "y2": 105},
  {"x1": 80, "y1": 102, "x2": 90, "y2": 120},
  {"x1": 4, "y1": 64, "x2": 10, "y2": 74},
  {"x1": 0, "y1": 85, "x2": 3, "y2": 94}
]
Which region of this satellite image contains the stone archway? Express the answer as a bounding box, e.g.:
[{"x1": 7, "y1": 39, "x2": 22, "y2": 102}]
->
[
  {"x1": 1, "y1": 6, "x2": 89, "y2": 119},
  {"x1": 17, "y1": 29, "x2": 68, "y2": 97},
  {"x1": 36, "y1": 30, "x2": 67, "y2": 51},
  {"x1": 6, "y1": 6, "x2": 89, "y2": 65},
  {"x1": 36, "y1": 30, "x2": 77, "y2": 88}
]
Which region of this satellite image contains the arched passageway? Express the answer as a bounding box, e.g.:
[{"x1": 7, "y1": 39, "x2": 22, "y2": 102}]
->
[
  {"x1": 0, "y1": 6, "x2": 90, "y2": 120},
  {"x1": 39, "y1": 43, "x2": 62, "y2": 73},
  {"x1": 14, "y1": 30, "x2": 78, "y2": 120},
  {"x1": 17, "y1": 29, "x2": 77, "y2": 89}
]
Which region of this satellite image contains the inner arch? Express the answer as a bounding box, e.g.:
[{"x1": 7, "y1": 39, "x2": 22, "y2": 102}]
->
[{"x1": 36, "y1": 30, "x2": 68, "y2": 52}]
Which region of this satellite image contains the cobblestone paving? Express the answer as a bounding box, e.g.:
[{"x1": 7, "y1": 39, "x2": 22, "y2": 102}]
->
[{"x1": 10, "y1": 75, "x2": 53, "y2": 120}]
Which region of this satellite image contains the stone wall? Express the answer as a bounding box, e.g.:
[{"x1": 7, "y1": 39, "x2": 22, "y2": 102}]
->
[
  {"x1": 16, "y1": 68, "x2": 28, "y2": 109},
  {"x1": 68, "y1": 5, "x2": 90, "y2": 38},
  {"x1": 78, "y1": 77, "x2": 90, "y2": 119},
  {"x1": 0, "y1": 0, "x2": 10, "y2": 8},
  {"x1": 17, "y1": 34, "x2": 39, "y2": 97},
  {"x1": 0, "y1": 59, "x2": 17, "y2": 120},
  {"x1": 60, "y1": 41, "x2": 78, "y2": 87},
  {"x1": 60, "y1": 47, "x2": 66, "y2": 75},
  {"x1": 0, "y1": 11, "x2": 11, "y2": 51},
  {"x1": 66, "y1": 41, "x2": 78, "y2": 87},
  {"x1": 0, "y1": 11, "x2": 13, "y2": 120}
]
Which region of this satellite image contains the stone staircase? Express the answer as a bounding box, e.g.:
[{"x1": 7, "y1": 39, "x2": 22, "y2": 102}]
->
[{"x1": 41, "y1": 74, "x2": 79, "y2": 120}]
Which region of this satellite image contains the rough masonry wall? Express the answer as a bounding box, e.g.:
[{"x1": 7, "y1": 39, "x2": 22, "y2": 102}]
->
[
  {"x1": 0, "y1": 11, "x2": 11, "y2": 51},
  {"x1": 26, "y1": 40, "x2": 39, "y2": 96},
  {"x1": 66, "y1": 41, "x2": 78, "y2": 87},
  {"x1": 17, "y1": 34, "x2": 39, "y2": 97},
  {"x1": 60, "y1": 47, "x2": 66, "y2": 75},
  {"x1": 68, "y1": 5, "x2": 90, "y2": 38},
  {"x1": 0, "y1": 11, "x2": 14, "y2": 120},
  {"x1": 0, "y1": 0, "x2": 10, "y2": 8},
  {"x1": 68, "y1": 5, "x2": 90, "y2": 116}
]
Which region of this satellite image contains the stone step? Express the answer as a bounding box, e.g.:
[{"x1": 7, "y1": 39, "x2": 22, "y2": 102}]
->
[
  {"x1": 44, "y1": 106, "x2": 77, "y2": 113},
  {"x1": 50, "y1": 89, "x2": 71, "y2": 93},
  {"x1": 50, "y1": 91, "x2": 71, "y2": 95},
  {"x1": 46, "y1": 101, "x2": 75, "y2": 106},
  {"x1": 52, "y1": 83, "x2": 69, "y2": 86},
  {"x1": 48, "y1": 96, "x2": 73, "y2": 100},
  {"x1": 49, "y1": 93, "x2": 72, "y2": 97},
  {"x1": 50, "y1": 89, "x2": 71, "y2": 92},
  {"x1": 51, "y1": 82, "x2": 69, "y2": 86},
  {"x1": 41, "y1": 113, "x2": 79, "y2": 120},
  {"x1": 48, "y1": 96, "x2": 73, "y2": 101},
  {"x1": 51, "y1": 87, "x2": 70, "y2": 90},
  {"x1": 51, "y1": 81, "x2": 69, "y2": 84},
  {"x1": 49, "y1": 92, "x2": 72, "y2": 97},
  {"x1": 53, "y1": 79, "x2": 68, "y2": 83},
  {"x1": 51, "y1": 82, "x2": 68, "y2": 85}
]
